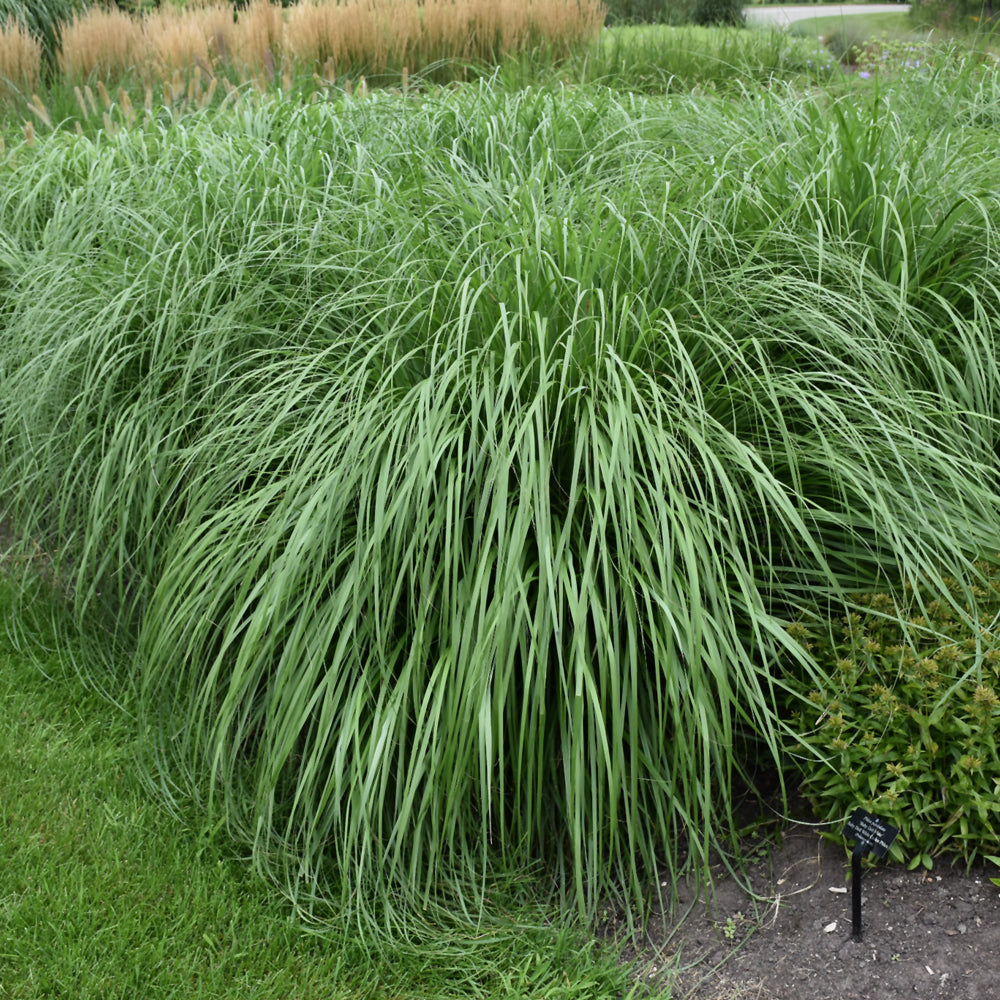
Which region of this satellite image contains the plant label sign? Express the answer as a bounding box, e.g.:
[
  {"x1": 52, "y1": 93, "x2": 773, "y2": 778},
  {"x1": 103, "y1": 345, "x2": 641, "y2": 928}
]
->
[
  {"x1": 844, "y1": 807, "x2": 899, "y2": 858},
  {"x1": 843, "y1": 807, "x2": 900, "y2": 943}
]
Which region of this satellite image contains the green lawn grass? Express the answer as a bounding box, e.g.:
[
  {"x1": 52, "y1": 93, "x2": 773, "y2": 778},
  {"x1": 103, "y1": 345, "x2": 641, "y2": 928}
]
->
[
  {"x1": 789, "y1": 10, "x2": 918, "y2": 39},
  {"x1": 0, "y1": 576, "x2": 646, "y2": 1000}
]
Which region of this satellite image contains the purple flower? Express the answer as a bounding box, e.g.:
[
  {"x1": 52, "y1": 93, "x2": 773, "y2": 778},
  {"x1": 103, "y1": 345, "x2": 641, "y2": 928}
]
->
[{"x1": 859, "y1": 71, "x2": 872, "y2": 79}]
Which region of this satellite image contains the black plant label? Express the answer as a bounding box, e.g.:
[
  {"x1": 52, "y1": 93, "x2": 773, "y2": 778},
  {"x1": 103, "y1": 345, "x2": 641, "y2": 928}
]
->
[{"x1": 844, "y1": 807, "x2": 899, "y2": 858}]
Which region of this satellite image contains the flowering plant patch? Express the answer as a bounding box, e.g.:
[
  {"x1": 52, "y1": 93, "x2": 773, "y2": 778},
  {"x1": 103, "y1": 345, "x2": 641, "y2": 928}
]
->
[
  {"x1": 852, "y1": 32, "x2": 1000, "y2": 80},
  {"x1": 784, "y1": 561, "x2": 1000, "y2": 870},
  {"x1": 857, "y1": 34, "x2": 935, "y2": 76}
]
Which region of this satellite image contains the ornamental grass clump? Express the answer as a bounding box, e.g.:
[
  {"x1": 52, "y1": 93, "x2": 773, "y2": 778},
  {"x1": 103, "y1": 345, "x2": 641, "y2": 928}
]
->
[
  {"x1": 284, "y1": 0, "x2": 604, "y2": 79},
  {"x1": 5, "y1": 0, "x2": 604, "y2": 103},
  {"x1": 143, "y1": 3, "x2": 237, "y2": 78},
  {"x1": 2, "y1": 77, "x2": 1000, "y2": 934},
  {"x1": 0, "y1": 0, "x2": 86, "y2": 79},
  {"x1": 784, "y1": 562, "x2": 1000, "y2": 870},
  {"x1": 0, "y1": 16, "x2": 42, "y2": 100},
  {"x1": 578, "y1": 24, "x2": 836, "y2": 92},
  {"x1": 58, "y1": 6, "x2": 145, "y2": 83}
]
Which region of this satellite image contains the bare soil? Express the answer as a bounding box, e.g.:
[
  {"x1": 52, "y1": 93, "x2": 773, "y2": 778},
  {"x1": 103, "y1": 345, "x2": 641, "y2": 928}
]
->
[{"x1": 630, "y1": 807, "x2": 1000, "y2": 1000}]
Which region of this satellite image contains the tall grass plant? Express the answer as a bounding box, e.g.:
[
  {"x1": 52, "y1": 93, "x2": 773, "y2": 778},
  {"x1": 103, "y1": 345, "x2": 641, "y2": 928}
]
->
[
  {"x1": 4, "y1": 0, "x2": 604, "y2": 102},
  {"x1": 0, "y1": 0, "x2": 87, "y2": 78},
  {"x1": 0, "y1": 16, "x2": 42, "y2": 100},
  {"x1": 567, "y1": 24, "x2": 834, "y2": 91},
  {"x1": 3, "y1": 71, "x2": 1000, "y2": 934},
  {"x1": 58, "y1": 5, "x2": 145, "y2": 82}
]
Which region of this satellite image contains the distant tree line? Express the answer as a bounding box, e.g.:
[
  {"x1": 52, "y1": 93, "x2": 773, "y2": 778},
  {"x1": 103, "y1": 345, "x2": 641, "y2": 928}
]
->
[
  {"x1": 604, "y1": 0, "x2": 744, "y2": 26},
  {"x1": 909, "y1": 0, "x2": 997, "y2": 26}
]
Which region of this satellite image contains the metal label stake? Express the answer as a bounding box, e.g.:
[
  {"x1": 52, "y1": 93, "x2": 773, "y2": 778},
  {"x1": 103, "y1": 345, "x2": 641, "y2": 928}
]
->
[
  {"x1": 851, "y1": 841, "x2": 866, "y2": 942},
  {"x1": 843, "y1": 807, "x2": 900, "y2": 943}
]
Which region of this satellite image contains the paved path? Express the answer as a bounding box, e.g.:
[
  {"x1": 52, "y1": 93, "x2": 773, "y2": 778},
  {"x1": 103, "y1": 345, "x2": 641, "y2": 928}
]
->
[{"x1": 744, "y1": 3, "x2": 910, "y2": 27}]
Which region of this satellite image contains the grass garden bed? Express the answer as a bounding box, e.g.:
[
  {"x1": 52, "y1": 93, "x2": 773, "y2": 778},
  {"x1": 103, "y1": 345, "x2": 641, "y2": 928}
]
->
[{"x1": 3, "y1": 7, "x2": 1000, "y2": 1000}]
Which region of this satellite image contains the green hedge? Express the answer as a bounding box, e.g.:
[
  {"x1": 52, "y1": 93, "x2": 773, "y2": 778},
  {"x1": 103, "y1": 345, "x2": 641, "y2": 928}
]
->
[{"x1": 604, "y1": 0, "x2": 744, "y2": 25}]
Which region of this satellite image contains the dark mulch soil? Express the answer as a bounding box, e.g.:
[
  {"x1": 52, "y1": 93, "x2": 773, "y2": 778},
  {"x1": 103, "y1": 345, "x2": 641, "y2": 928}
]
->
[{"x1": 630, "y1": 810, "x2": 1000, "y2": 1000}]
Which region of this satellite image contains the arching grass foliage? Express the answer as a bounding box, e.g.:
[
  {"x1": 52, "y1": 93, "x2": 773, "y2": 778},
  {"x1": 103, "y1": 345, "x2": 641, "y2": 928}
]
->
[{"x1": 2, "y1": 74, "x2": 1000, "y2": 936}]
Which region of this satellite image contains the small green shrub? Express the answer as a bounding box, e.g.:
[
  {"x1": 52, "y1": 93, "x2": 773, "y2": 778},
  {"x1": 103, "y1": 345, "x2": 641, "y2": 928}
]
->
[
  {"x1": 603, "y1": 0, "x2": 666, "y2": 25},
  {"x1": 785, "y1": 562, "x2": 1000, "y2": 870},
  {"x1": 689, "y1": 0, "x2": 744, "y2": 26},
  {"x1": 850, "y1": 33, "x2": 994, "y2": 79},
  {"x1": 789, "y1": 12, "x2": 915, "y2": 65},
  {"x1": 910, "y1": 0, "x2": 997, "y2": 31},
  {"x1": 855, "y1": 34, "x2": 936, "y2": 75},
  {"x1": 665, "y1": 0, "x2": 744, "y2": 26},
  {"x1": 603, "y1": 0, "x2": 743, "y2": 27}
]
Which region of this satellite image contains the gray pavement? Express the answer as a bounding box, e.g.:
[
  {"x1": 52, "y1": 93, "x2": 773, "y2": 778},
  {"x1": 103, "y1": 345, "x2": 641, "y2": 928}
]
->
[{"x1": 744, "y1": 3, "x2": 910, "y2": 27}]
